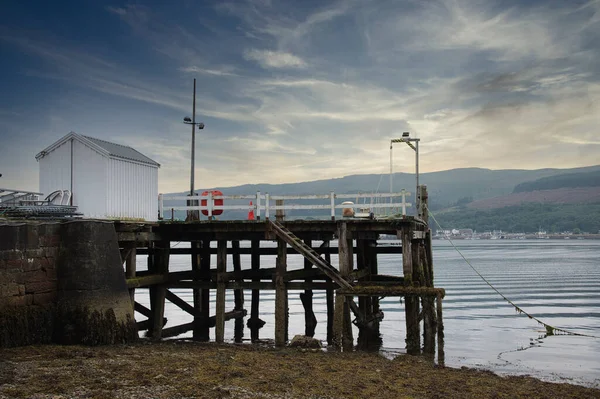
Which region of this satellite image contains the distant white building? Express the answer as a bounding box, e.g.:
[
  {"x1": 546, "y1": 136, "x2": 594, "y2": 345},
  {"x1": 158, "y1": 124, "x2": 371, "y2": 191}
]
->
[{"x1": 36, "y1": 132, "x2": 160, "y2": 221}]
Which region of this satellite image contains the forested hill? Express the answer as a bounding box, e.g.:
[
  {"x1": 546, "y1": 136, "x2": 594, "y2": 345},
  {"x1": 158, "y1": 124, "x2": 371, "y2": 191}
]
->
[
  {"x1": 434, "y1": 170, "x2": 600, "y2": 233},
  {"x1": 513, "y1": 170, "x2": 600, "y2": 193}
]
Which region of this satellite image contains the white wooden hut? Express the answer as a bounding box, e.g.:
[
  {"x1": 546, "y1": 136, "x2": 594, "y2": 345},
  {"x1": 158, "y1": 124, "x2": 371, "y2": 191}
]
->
[{"x1": 36, "y1": 132, "x2": 160, "y2": 221}]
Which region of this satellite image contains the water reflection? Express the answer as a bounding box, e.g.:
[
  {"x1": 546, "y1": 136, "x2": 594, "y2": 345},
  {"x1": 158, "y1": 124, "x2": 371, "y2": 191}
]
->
[{"x1": 134, "y1": 239, "x2": 600, "y2": 387}]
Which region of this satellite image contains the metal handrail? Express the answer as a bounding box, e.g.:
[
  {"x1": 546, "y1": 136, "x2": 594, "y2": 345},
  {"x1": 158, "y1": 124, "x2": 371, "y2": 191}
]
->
[{"x1": 158, "y1": 190, "x2": 412, "y2": 220}]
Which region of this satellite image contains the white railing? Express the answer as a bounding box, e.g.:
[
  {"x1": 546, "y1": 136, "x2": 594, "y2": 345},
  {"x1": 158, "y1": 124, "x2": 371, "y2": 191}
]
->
[{"x1": 158, "y1": 190, "x2": 412, "y2": 221}]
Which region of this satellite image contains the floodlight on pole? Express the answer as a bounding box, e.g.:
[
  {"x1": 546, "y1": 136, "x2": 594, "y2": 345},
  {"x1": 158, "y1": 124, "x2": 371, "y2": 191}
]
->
[
  {"x1": 390, "y1": 132, "x2": 421, "y2": 215},
  {"x1": 183, "y1": 78, "x2": 205, "y2": 221}
]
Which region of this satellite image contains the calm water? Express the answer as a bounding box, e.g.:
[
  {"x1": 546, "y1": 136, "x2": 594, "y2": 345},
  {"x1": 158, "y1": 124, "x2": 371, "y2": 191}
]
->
[{"x1": 135, "y1": 240, "x2": 600, "y2": 388}]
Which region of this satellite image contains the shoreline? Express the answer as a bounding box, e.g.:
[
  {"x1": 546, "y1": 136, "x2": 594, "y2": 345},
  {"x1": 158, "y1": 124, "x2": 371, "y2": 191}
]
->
[{"x1": 1, "y1": 342, "x2": 599, "y2": 399}]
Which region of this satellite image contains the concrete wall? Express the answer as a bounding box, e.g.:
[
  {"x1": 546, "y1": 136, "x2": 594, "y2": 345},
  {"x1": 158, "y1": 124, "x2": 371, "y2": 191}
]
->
[{"x1": 0, "y1": 221, "x2": 137, "y2": 347}]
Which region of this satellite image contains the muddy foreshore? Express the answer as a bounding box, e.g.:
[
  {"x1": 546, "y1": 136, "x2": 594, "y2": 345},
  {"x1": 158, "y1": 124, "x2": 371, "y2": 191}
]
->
[{"x1": 1, "y1": 342, "x2": 598, "y2": 399}]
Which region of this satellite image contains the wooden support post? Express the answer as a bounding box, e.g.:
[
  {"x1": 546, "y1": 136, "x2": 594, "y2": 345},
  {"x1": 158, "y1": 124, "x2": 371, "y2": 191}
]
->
[
  {"x1": 334, "y1": 222, "x2": 353, "y2": 351},
  {"x1": 300, "y1": 238, "x2": 317, "y2": 337},
  {"x1": 275, "y1": 236, "x2": 288, "y2": 346},
  {"x1": 366, "y1": 238, "x2": 381, "y2": 323},
  {"x1": 420, "y1": 185, "x2": 429, "y2": 225},
  {"x1": 402, "y1": 226, "x2": 420, "y2": 355},
  {"x1": 150, "y1": 240, "x2": 169, "y2": 340},
  {"x1": 421, "y1": 243, "x2": 436, "y2": 355},
  {"x1": 436, "y1": 293, "x2": 445, "y2": 367},
  {"x1": 401, "y1": 227, "x2": 413, "y2": 284},
  {"x1": 194, "y1": 240, "x2": 211, "y2": 341},
  {"x1": 276, "y1": 199, "x2": 285, "y2": 221},
  {"x1": 191, "y1": 241, "x2": 201, "y2": 339},
  {"x1": 125, "y1": 245, "x2": 137, "y2": 307},
  {"x1": 248, "y1": 239, "x2": 264, "y2": 342},
  {"x1": 356, "y1": 239, "x2": 368, "y2": 348},
  {"x1": 232, "y1": 240, "x2": 244, "y2": 343},
  {"x1": 356, "y1": 239, "x2": 382, "y2": 350},
  {"x1": 425, "y1": 230, "x2": 434, "y2": 286},
  {"x1": 215, "y1": 239, "x2": 227, "y2": 343},
  {"x1": 324, "y1": 241, "x2": 335, "y2": 346}
]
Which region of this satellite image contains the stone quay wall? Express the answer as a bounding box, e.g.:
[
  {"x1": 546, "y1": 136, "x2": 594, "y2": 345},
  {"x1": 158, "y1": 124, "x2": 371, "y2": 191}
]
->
[{"x1": 0, "y1": 221, "x2": 137, "y2": 347}]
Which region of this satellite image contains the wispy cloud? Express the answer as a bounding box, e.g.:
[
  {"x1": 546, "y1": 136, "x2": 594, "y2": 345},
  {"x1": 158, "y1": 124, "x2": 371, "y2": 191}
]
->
[
  {"x1": 1, "y1": 0, "x2": 599, "y2": 192},
  {"x1": 243, "y1": 49, "x2": 307, "y2": 69},
  {"x1": 179, "y1": 66, "x2": 238, "y2": 76}
]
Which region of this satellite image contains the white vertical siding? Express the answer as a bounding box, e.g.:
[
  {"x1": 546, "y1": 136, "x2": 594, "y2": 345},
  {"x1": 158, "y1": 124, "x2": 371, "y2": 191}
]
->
[
  {"x1": 39, "y1": 136, "x2": 158, "y2": 221},
  {"x1": 39, "y1": 140, "x2": 71, "y2": 198},
  {"x1": 72, "y1": 140, "x2": 107, "y2": 218},
  {"x1": 106, "y1": 158, "x2": 158, "y2": 221}
]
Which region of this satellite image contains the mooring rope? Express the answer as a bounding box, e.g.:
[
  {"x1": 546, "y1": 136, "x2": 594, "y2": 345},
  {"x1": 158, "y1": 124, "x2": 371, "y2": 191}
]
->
[{"x1": 425, "y1": 204, "x2": 599, "y2": 339}]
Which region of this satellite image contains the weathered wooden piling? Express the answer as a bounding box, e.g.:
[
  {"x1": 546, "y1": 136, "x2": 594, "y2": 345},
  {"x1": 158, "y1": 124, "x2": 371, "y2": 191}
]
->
[
  {"x1": 436, "y1": 293, "x2": 445, "y2": 366},
  {"x1": 232, "y1": 240, "x2": 244, "y2": 343},
  {"x1": 275, "y1": 235, "x2": 288, "y2": 346},
  {"x1": 191, "y1": 240, "x2": 201, "y2": 340},
  {"x1": 248, "y1": 239, "x2": 264, "y2": 341},
  {"x1": 333, "y1": 222, "x2": 354, "y2": 350},
  {"x1": 402, "y1": 225, "x2": 420, "y2": 355},
  {"x1": 301, "y1": 238, "x2": 317, "y2": 337},
  {"x1": 324, "y1": 240, "x2": 335, "y2": 346},
  {"x1": 149, "y1": 240, "x2": 169, "y2": 340},
  {"x1": 215, "y1": 240, "x2": 227, "y2": 343},
  {"x1": 123, "y1": 244, "x2": 137, "y2": 305}
]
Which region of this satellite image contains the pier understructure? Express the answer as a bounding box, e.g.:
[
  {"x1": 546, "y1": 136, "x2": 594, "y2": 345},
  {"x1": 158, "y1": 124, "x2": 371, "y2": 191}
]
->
[{"x1": 117, "y1": 189, "x2": 445, "y2": 359}]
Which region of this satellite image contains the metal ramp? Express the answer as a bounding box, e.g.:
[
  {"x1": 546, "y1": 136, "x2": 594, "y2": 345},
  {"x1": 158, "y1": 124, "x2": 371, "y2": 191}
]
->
[
  {"x1": 268, "y1": 220, "x2": 353, "y2": 290},
  {"x1": 0, "y1": 188, "x2": 43, "y2": 206},
  {"x1": 0, "y1": 189, "x2": 80, "y2": 218}
]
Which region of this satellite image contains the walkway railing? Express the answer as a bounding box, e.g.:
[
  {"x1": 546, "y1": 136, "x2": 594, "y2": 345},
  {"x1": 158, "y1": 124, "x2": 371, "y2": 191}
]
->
[{"x1": 158, "y1": 190, "x2": 411, "y2": 220}]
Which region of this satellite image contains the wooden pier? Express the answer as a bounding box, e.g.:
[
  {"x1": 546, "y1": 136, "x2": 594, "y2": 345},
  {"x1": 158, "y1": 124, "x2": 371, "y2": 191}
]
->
[{"x1": 116, "y1": 189, "x2": 445, "y2": 358}]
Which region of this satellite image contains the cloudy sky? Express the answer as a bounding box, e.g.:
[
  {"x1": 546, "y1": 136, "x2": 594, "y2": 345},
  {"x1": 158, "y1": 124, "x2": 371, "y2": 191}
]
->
[{"x1": 1, "y1": 0, "x2": 599, "y2": 193}]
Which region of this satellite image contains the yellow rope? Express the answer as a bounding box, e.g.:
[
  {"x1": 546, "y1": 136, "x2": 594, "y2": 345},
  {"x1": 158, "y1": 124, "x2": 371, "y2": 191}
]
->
[{"x1": 425, "y1": 204, "x2": 599, "y2": 339}]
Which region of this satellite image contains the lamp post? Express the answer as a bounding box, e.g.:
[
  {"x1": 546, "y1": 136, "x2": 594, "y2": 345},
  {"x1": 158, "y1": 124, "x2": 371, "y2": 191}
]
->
[
  {"x1": 390, "y1": 132, "x2": 420, "y2": 215},
  {"x1": 183, "y1": 78, "x2": 205, "y2": 221}
]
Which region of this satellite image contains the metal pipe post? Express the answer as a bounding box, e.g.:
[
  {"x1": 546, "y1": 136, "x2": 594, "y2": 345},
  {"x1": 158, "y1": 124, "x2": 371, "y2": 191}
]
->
[
  {"x1": 389, "y1": 143, "x2": 393, "y2": 215},
  {"x1": 416, "y1": 139, "x2": 419, "y2": 215},
  {"x1": 191, "y1": 78, "x2": 196, "y2": 196}
]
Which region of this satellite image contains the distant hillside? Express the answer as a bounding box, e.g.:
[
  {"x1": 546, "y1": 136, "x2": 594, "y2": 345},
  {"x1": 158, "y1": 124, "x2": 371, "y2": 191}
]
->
[
  {"x1": 513, "y1": 170, "x2": 600, "y2": 193},
  {"x1": 433, "y1": 203, "x2": 600, "y2": 234},
  {"x1": 161, "y1": 165, "x2": 600, "y2": 220},
  {"x1": 467, "y1": 187, "x2": 600, "y2": 210}
]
